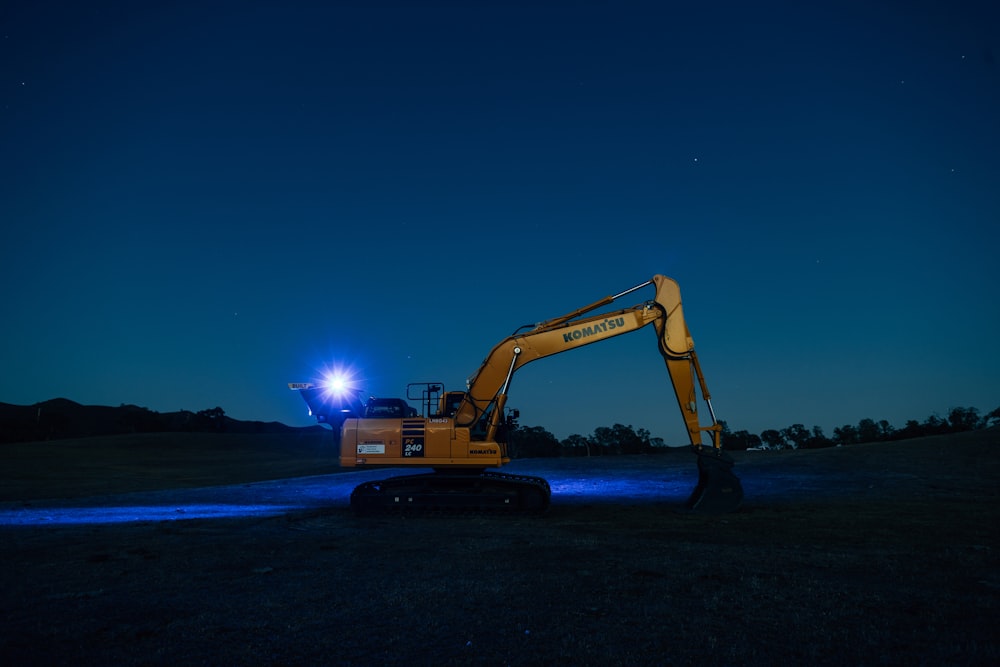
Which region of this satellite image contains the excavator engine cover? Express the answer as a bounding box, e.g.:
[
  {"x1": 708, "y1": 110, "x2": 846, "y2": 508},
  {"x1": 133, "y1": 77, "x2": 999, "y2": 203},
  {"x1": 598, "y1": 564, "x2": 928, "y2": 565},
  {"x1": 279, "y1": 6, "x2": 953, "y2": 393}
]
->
[{"x1": 685, "y1": 448, "x2": 743, "y2": 513}]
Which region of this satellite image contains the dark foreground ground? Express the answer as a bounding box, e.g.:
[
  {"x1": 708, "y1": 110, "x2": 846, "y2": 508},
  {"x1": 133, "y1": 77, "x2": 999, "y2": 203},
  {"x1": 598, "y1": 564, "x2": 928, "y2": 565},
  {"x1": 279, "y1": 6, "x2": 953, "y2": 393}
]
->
[{"x1": 1, "y1": 431, "x2": 998, "y2": 666}]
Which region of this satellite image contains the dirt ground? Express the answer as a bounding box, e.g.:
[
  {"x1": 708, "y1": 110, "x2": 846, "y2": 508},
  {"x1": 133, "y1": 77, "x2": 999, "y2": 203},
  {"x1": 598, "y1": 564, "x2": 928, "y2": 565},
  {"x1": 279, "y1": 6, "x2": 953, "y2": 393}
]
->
[{"x1": 1, "y1": 431, "x2": 998, "y2": 666}]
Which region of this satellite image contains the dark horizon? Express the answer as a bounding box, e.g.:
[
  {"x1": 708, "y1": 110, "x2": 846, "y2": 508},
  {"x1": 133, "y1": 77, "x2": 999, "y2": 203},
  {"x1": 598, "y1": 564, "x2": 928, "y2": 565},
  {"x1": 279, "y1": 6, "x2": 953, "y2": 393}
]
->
[{"x1": 2, "y1": 395, "x2": 994, "y2": 450}]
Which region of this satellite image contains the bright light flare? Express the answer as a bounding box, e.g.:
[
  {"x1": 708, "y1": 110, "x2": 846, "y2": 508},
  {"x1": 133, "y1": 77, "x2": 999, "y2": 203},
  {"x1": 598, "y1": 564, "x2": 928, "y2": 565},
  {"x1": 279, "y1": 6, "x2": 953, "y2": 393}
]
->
[
  {"x1": 325, "y1": 374, "x2": 348, "y2": 394},
  {"x1": 291, "y1": 363, "x2": 367, "y2": 424},
  {"x1": 318, "y1": 364, "x2": 361, "y2": 399}
]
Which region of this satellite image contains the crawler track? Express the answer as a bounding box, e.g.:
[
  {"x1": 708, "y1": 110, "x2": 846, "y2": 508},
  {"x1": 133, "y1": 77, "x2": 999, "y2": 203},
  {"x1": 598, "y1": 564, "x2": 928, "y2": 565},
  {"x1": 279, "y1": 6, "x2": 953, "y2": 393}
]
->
[{"x1": 350, "y1": 470, "x2": 551, "y2": 516}]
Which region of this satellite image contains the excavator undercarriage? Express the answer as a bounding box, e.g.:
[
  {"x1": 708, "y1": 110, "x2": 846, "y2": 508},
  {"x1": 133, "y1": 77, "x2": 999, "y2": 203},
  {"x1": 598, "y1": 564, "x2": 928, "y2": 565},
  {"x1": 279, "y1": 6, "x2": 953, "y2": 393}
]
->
[
  {"x1": 350, "y1": 470, "x2": 551, "y2": 515},
  {"x1": 348, "y1": 450, "x2": 741, "y2": 515}
]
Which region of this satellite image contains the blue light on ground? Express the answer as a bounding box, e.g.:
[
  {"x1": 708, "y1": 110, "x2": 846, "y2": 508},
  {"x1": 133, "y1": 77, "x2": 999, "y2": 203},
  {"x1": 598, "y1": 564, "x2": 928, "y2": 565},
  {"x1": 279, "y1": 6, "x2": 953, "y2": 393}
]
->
[
  {"x1": 0, "y1": 473, "x2": 371, "y2": 528},
  {"x1": 1, "y1": 503, "x2": 299, "y2": 526},
  {"x1": 546, "y1": 476, "x2": 692, "y2": 502},
  {"x1": 0, "y1": 455, "x2": 865, "y2": 528},
  {"x1": 0, "y1": 464, "x2": 696, "y2": 527}
]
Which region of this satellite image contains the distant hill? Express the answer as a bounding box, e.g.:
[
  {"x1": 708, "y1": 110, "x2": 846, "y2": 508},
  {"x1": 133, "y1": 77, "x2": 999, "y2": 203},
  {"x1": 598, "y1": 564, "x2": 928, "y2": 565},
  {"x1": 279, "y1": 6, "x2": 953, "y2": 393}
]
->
[{"x1": 0, "y1": 399, "x2": 326, "y2": 444}]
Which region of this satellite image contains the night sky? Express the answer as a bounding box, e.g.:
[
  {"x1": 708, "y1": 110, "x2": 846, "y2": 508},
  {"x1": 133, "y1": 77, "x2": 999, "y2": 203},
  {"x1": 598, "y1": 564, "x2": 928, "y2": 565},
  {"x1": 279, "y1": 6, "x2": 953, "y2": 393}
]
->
[{"x1": 2, "y1": 1, "x2": 998, "y2": 443}]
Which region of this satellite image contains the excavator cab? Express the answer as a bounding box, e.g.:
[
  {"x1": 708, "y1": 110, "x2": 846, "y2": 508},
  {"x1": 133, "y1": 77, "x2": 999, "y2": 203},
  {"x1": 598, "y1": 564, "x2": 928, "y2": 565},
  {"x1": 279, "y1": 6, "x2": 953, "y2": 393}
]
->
[{"x1": 405, "y1": 383, "x2": 470, "y2": 418}]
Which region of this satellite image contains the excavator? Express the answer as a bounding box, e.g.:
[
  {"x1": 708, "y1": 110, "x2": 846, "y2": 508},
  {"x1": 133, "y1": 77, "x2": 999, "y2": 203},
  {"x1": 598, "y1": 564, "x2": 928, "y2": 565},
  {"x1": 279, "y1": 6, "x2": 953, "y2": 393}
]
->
[{"x1": 289, "y1": 275, "x2": 743, "y2": 514}]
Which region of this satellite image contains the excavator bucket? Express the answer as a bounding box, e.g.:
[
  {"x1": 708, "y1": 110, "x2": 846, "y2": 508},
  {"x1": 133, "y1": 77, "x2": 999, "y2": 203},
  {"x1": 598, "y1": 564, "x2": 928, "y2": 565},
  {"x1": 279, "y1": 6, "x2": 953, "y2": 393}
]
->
[{"x1": 684, "y1": 447, "x2": 743, "y2": 513}]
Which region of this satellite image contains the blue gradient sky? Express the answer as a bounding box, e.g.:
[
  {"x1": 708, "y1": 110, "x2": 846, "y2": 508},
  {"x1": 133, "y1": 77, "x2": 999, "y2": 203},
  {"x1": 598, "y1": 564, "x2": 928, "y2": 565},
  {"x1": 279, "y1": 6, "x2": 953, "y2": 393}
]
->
[{"x1": 2, "y1": 1, "x2": 997, "y2": 443}]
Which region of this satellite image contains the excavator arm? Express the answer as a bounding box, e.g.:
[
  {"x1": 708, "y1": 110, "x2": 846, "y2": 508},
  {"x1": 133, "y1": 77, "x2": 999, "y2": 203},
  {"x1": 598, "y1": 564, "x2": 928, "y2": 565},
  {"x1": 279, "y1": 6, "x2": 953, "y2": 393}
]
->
[
  {"x1": 454, "y1": 274, "x2": 741, "y2": 512},
  {"x1": 458, "y1": 276, "x2": 714, "y2": 448}
]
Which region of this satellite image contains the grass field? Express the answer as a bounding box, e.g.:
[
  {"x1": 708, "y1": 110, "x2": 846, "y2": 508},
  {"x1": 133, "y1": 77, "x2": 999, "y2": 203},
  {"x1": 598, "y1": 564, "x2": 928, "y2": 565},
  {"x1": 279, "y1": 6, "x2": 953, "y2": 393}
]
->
[
  {"x1": 1, "y1": 430, "x2": 997, "y2": 665},
  {"x1": 0, "y1": 431, "x2": 341, "y2": 501}
]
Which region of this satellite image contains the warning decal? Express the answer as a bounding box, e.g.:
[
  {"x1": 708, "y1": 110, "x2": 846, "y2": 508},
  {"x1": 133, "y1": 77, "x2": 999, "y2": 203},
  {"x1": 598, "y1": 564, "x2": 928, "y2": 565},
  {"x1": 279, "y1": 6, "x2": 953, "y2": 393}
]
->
[{"x1": 357, "y1": 442, "x2": 385, "y2": 455}]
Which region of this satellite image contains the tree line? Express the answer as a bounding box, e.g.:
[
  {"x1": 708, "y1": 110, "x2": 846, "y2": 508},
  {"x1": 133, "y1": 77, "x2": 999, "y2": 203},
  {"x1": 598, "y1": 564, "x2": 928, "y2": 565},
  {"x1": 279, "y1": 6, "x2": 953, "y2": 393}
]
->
[
  {"x1": 508, "y1": 405, "x2": 1000, "y2": 458},
  {"x1": 0, "y1": 401, "x2": 322, "y2": 443}
]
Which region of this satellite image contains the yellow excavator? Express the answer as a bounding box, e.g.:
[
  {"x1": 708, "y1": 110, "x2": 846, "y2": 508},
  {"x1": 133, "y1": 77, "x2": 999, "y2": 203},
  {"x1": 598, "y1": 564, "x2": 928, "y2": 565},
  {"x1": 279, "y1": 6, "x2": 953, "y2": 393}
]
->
[{"x1": 290, "y1": 275, "x2": 743, "y2": 514}]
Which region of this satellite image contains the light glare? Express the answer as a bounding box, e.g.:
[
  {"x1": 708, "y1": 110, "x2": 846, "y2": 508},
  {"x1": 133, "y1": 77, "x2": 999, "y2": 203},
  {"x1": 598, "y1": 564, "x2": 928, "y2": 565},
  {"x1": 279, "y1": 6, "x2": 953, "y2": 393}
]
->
[{"x1": 318, "y1": 364, "x2": 360, "y2": 399}]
